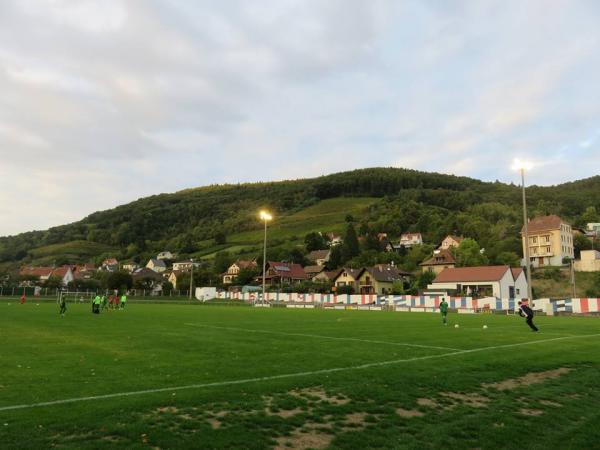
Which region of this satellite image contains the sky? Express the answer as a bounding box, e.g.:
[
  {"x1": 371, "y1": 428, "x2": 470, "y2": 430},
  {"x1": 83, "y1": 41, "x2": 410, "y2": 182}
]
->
[{"x1": 1, "y1": 0, "x2": 599, "y2": 236}]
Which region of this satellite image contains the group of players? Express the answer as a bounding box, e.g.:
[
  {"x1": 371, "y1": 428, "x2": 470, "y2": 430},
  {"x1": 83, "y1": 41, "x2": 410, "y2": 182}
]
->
[
  {"x1": 438, "y1": 298, "x2": 539, "y2": 331},
  {"x1": 91, "y1": 294, "x2": 127, "y2": 314}
]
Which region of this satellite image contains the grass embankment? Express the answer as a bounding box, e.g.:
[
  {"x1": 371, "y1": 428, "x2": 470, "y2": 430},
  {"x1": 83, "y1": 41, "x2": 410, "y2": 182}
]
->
[
  {"x1": 532, "y1": 269, "x2": 597, "y2": 298},
  {"x1": 1, "y1": 303, "x2": 599, "y2": 449}
]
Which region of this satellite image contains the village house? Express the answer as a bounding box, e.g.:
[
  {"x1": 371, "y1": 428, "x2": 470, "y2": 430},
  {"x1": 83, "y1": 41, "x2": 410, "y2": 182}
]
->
[
  {"x1": 157, "y1": 251, "x2": 175, "y2": 260},
  {"x1": 438, "y1": 235, "x2": 463, "y2": 250},
  {"x1": 71, "y1": 264, "x2": 96, "y2": 280},
  {"x1": 223, "y1": 260, "x2": 258, "y2": 284},
  {"x1": 146, "y1": 258, "x2": 167, "y2": 273},
  {"x1": 172, "y1": 261, "x2": 201, "y2": 272},
  {"x1": 168, "y1": 270, "x2": 183, "y2": 288},
  {"x1": 312, "y1": 269, "x2": 342, "y2": 283},
  {"x1": 326, "y1": 233, "x2": 343, "y2": 246},
  {"x1": 355, "y1": 265, "x2": 412, "y2": 295},
  {"x1": 400, "y1": 233, "x2": 423, "y2": 248},
  {"x1": 303, "y1": 265, "x2": 324, "y2": 279},
  {"x1": 101, "y1": 258, "x2": 119, "y2": 272},
  {"x1": 257, "y1": 261, "x2": 308, "y2": 285},
  {"x1": 426, "y1": 265, "x2": 528, "y2": 299},
  {"x1": 19, "y1": 266, "x2": 74, "y2": 286},
  {"x1": 132, "y1": 268, "x2": 164, "y2": 292},
  {"x1": 122, "y1": 262, "x2": 139, "y2": 273},
  {"x1": 331, "y1": 268, "x2": 363, "y2": 292},
  {"x1": 306, "y1": 249, "x2": 331, "y2": 267},
  {"x1": 420, "y1": 249, "x2": 456, "y2": 274},
  {"x1": 521, "y1": 215, "x2": 574, "y2": 268}
]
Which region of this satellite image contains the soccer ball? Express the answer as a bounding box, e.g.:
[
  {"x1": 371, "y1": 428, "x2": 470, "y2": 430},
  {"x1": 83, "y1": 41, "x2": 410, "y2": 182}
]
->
[
  {"x1": 454, "y1": 324, "x2": 459, "y2": 328},
  {"x1": 483, "y1": 325, "x2": 488, "y2": 329}
]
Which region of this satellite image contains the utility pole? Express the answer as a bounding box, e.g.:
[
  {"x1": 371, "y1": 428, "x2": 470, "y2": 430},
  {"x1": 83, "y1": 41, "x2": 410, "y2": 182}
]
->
[
  {"x1": 189, "y1": 258, "x2": 194, "y2": 300},
  {"x1": 571, "y1": 258, "x2": 577, "y2": 298}
]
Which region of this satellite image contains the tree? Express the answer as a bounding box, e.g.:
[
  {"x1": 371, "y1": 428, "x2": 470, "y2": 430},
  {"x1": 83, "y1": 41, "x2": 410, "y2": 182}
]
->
[
  {"x1": 106, "y1": 271, "x2": 133, "y2": 290},
  {"x1": 573, "y1": 233, "x2": 592, "y2": 259},
  {"x1": 213, "y1": 251, "x2": 233, "y2": 274},
  {"x1": 581, "y1": 206, "x2": 600, "y2": 224},
  {"x1": 495, "y1": 251, "x2": 520, "y2": 267},
  {"x1": 454, "y1": 238, "x2": 488, "y2": 267},
  {"x1": 236, "y1": 267, "x2": 260, "y2": 285},
  {"x1": 214, "y1": 231, "x2": 226, "y2": 245},
  {"x1": 362, "y1": 233, "x2": 381, "y2": 252},
  {"x1": 304, "y1": 232, "x2": 328, "y2": 252},
  {"x1": 288, "y1": 248, "x2": 308, "y2": 266},
  {"x1": 585, "y1": 273, "x2": 600, "y2": 297},
  {"x1": 341, "y1": 223, "x2": 360, "y2": 261},
  {"x1": 161, "y1": 281, "x2": 174, "y2": 294},
  {"x1": 326, "y1": 245, "x2": 343, "y2": 270},
  {"x1": 44, "y1": 276, "x2": 63, "y2": 289}
]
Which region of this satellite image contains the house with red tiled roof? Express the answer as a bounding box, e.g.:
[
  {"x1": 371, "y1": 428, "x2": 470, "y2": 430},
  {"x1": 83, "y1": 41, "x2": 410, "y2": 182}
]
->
[
  {"x1": 438, "y1": 235, "x2": 464, "y2": 250},
  {"x1": 426, "y1": 265, "x2": 528, "y2": 299},
  {"x1": 420, "y1": 249, "x2": 456, "y2": 275},
  {"x1": 257, "y1": 262, "x2": 308, "y2": 285},
  {"x1": 223, "y1": 260, "x2": 258, "y2": 284},
  {"x1": 19, "y1": 266, "x2": 74, "y2": 286},
  {"x1": 400, "y1": 233, "x2": 423, "y2": 248},
  {"x1": 521, "y1": 215, "x2": 573, "y2": 268}
]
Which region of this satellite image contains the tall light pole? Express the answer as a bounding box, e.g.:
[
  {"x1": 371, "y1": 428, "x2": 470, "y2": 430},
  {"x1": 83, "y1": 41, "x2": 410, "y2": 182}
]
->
[
  {"x1": 259, "y1": 211, "x2": 273, "y2": 305},
  {"x1": 189, "y1": 258, "x2": 194, "y2": 300},
  {"x1": 512, "y1": 159, "x2": 534, "y2": 301}
]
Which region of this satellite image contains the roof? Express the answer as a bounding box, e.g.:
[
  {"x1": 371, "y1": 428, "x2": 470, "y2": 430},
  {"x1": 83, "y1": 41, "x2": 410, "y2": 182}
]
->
[
  {"x1": 307, "y1": 250, "x2": 330, "y2": 261},
  {"x1": 433, "y1": 266, "x2": 511, "y2": 283},
  {"x1": 266, "y1": 261, "x2": 308, "y2": 279},
  {"x1": 303, "y1": 265, "x2": 324, "y2": 275},
  {"x1": 103, "y1": 258, "x2": 118, "y2": 266},
  {"x1": 20, "y1": 266, "x2": 54, "y2": 277},
  {"x1": 236, "y1": 260, "x2": 257, "y2": 269},
  {"x1": 333, "y1": 268, "x2": 362, "y2": 281},
  {"x1": 420, "y1": 249, "x2": 456, "y2": 266},
  {"x1": 52, "y1": 266, "x2": 72, "y2": 278},
  {"x1": 363, "y1": 265, "x2": 411, "y2": 282},
  {"x1": 148, "y1": 258, "x2": 166, "y2": 267},
  {"x1": 132, "y1": 268, "x2": 163, "y2": 280},
  {"x1": 510, "y1": 268, "x2": 524, "y2": 280},
  {"x1": 445, "y1": 235, "x2": 463, "y2": 243},
  {"x1": 522, "y1": 215, "x2": 566, "y2": 233},
  {"x1": 400, "y1": 233, "x2": 422, "y2": 240}
]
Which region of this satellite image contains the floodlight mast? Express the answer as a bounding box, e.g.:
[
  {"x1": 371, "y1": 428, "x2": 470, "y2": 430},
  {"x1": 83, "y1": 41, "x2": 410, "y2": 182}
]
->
[
  {"x1": 512, "y1": 159, "x2": 534, "y2": 302},
  {"x1": 259, "y1": 211, "x2": 273, "y2": 305}
]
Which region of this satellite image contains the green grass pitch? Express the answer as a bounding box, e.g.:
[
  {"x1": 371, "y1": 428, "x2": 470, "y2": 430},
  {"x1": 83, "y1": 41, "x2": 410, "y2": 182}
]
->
[{"x1": 1, "y1": 301, "x2": 599, "y2": 449}]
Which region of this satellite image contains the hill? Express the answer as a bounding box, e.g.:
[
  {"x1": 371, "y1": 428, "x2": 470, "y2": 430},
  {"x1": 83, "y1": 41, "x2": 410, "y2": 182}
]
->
[{"x1": 0, "y1": 167, "x2": 599, "y2": 272}]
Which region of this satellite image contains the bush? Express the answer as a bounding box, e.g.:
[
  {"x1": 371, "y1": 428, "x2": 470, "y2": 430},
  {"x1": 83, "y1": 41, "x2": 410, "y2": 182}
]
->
[{"x1": 335, "y1": 285, "x2": 355, "y2": 295}]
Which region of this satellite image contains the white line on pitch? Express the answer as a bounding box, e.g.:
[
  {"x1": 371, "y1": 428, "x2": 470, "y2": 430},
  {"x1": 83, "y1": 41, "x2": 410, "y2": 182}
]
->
[
  {"x1": 183, "y1": 323, "x2": 462, "y2": 351},
  {"x1": 1, "y1": 333, "x2": 599, "y2": 413}
]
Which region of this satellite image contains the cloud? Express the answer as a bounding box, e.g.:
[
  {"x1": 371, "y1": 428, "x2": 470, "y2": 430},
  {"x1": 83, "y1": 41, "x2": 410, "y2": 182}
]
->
[{"x1": 0, "y1": 0, "x2": 599, "y2": 235}]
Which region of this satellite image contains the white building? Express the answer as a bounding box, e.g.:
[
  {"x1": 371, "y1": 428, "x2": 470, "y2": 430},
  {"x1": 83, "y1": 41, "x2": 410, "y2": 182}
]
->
[
  {"x1": 427, "y1": 265, "x2": 528, "y2": 299},
  {"x1": 400, "y1": 233, "x2": 423, "y2": 248}
]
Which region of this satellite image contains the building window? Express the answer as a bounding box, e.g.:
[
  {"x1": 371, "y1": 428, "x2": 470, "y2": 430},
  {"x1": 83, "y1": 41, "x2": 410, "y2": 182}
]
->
[
  {"x1": 532, "y1": 236, "x2": 538, "y2": 244},
  {"x1": 545, "y1": 236, "x2": 550, "y2": 242}
]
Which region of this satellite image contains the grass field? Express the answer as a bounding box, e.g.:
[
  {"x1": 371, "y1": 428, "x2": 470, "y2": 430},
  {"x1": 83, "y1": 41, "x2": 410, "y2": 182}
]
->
[{"x1": 1, "y1": 302, "x2": 600, "y2": 450}]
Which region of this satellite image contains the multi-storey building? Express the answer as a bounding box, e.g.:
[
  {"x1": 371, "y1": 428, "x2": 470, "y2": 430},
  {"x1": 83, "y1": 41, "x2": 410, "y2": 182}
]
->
[{"x1": 521, "y1": 215, "x2": 574, "y2": 267}]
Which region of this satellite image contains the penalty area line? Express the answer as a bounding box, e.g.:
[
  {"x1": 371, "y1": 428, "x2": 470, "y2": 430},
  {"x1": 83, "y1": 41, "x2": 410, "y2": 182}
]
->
[
  {"x1": 1, "y1": 333, "x2": 599, "y2": 413},
  {"x1": 183, "y1": 323, "x2": 462, "y2": 351}
]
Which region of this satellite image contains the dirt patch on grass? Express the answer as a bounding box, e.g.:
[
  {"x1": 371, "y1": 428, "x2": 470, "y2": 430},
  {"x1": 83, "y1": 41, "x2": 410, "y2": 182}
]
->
[
  {"x1": 396, "y1": 408, "x2": 424, "y2": 418},
  {"x1": 483, "y1": 368, "x2": 572, "y2": 391},
  {"x1": 274, "y1": 429, "x2": 333, "y2": 450},
  {"x1": 417, "y1": 398, "x2": 439, "y2": 408},
  {"x1": 289, "y1": 387, "x2": 350, "y2": 405},
  {"x1": 343, "y1": 412, "x2": 368, "y2": 426},
  {"x1": 268, "y1": 408, "x2": 304, "y2": 418},
  {"x1": 539, "y1": 400, "x2": 562, "y2": 407},
  {"x1": 206, "y1": 411, "x2": 227, "y2": 429},
  {"x1": 155, "y1": 406, "x2": 179, "y2": 414},
  {"x1": 441, "y1": 392, "x2": 490, "y2": 408},
  {"x1": 519, "y1": 408, "x2": 544, "y2": 416},
  {"x1": 101, "y1": 435, "x2": 127, "y2": 443}
]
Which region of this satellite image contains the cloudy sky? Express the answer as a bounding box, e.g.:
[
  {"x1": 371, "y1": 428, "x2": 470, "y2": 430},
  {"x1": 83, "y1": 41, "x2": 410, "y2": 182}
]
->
[{"x1": 1, "y1": 0, "x2": 599, "y2": 236}]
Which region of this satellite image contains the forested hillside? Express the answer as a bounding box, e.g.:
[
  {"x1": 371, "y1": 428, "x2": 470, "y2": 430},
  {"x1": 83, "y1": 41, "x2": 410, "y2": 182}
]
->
[{"x1": 1, "y1": 168, "x2": 599, "y2": 272}]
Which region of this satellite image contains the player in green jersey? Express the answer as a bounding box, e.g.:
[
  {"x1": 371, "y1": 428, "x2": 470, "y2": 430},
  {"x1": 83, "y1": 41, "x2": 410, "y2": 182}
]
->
[{"x1": 439, "y1": 298, "x2": 449, "y2": 325}]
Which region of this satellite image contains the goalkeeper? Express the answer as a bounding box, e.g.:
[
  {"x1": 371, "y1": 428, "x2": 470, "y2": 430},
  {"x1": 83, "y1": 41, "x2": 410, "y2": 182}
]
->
[
  {"x1": 439, "y1": 298, "x2": 449, "y2": 325},
  {"x1": 518, "y1": 300, "x2": 538, "y2": 332}
]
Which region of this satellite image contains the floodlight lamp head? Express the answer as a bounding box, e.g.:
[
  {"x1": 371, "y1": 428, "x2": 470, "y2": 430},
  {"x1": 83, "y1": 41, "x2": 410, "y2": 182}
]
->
[
  {"x1": 259, "y1": 211, "x2": 273, "y2": 221},
  {"x1": 511, "y1": 158, "x2": 533, "y2": 171}
]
